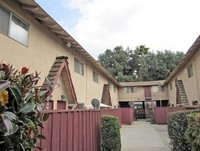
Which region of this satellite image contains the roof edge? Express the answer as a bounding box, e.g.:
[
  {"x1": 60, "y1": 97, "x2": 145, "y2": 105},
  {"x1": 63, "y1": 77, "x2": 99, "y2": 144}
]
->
[{"x1": 164, "y1": 35, "x2": 200, "y2": 85}]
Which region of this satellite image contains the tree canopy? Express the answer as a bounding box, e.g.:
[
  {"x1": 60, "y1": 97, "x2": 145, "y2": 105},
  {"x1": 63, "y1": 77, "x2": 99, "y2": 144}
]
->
[{"x1": 98, "y1": 45, "x2": 184, "y2": 82}]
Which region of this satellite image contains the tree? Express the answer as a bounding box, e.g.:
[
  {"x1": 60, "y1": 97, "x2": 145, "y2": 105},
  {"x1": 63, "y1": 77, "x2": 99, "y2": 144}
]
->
[
  {"x1": 98, "y1": 46, "x2": 136, "y2": 82},
  {"x1": 134, "y1": 45, "x2": 150, "y2": 81},
  {"x1": 98, "y1": 45, "x2": 184, "y2": 82},
  {"x1": 147, "y1": 50, "x2": 184, "y2": 80}
]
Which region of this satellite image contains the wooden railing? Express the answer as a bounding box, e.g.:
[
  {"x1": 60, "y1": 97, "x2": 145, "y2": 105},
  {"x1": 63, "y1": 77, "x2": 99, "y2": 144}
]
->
[{"x1": 32, "y1": 108, "x2": 134, "y2": 151}]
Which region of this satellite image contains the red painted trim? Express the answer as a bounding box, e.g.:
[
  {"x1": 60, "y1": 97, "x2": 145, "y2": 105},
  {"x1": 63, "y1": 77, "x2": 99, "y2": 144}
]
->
[{"x1": 49, "y1": 58, "x2": 78, "y2": 106}]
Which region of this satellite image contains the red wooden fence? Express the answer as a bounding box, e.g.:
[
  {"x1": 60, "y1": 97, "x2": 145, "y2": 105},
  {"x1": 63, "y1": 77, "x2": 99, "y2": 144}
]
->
[
  {"x1": 121, "y1": 108, "x2": 134, "y2": 125},
  {"x1": 154, "y1": 107, "x2": 185, "y2": 124},
  {"x1": 32, "y1": 108, "x2": 133, "y2": 151}
]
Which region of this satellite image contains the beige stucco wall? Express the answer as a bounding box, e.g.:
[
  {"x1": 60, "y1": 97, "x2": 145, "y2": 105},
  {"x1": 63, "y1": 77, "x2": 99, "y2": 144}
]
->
[
  {"x1": 110, "y1": 84, "x2": 119, "y2": 107},
  {"x1": 119, "y1": 86, "x2": 145, "y2": 102},
  {"x1": 167, "y1": 49, "x2": 200, "y2": 105},
  {"x1": 0, "y1": 0, "x2": 119, "y2": 107},
  {"x1": 152, "y1": 86, "x2": 169, "y2": 101},
  {"x1": 119, "y1": 85, "x2": 169, "y2": 102}
]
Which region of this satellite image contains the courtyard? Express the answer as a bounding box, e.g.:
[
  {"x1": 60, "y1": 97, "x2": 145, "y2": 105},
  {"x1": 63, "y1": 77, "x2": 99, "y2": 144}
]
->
[{"x1": 121, "y1": 120, "x2": 170, "y2": 151}]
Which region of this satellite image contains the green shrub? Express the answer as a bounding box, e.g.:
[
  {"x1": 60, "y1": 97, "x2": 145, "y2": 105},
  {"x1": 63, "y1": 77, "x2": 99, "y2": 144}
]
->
[
  {"x1": 168, "y1": 109, "x2": 200, "y2": 151},
  {"x1": 101, "y1": 115, "x2": 121, "y2": 151},
  {"x1": 185, "y1": 113, "x2": 200, "y2": 151},
  {"x1": 0, "y1": 64, "x2": 52, "y2": 150}
]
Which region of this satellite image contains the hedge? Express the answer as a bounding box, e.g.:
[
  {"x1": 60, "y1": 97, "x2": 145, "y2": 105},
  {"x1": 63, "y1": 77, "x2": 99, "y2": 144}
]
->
[
  {"x1": 100, "y1": 115, "x2": 121, "y2": 151},
  {"x1": 185, "y1": 113, "x2": 200, "y2": 151},
  {"x1": 168, "y1": 109, "x2": 200, "y2": 151}
]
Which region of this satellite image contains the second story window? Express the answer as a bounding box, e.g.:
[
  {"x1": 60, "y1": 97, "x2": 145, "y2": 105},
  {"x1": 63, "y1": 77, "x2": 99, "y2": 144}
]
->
[
  {"x1": 152, "y1": 86, "x2": 159, "y2": 92},
  {"x1": 0, "y1": 5, "x2": 29, "y2": 45},
  {"x1": 93, "y1": 70, "x2": 98, "y2": 83},
  {"x1": 123, "y1": 87, "x2": 137, "y2": 93},
  {"x1": 74, "y1": 58, "x2": 84, "y2": 75},
  {"x1": 187, "y1": 64, "x2": 193, "y2": 78}
]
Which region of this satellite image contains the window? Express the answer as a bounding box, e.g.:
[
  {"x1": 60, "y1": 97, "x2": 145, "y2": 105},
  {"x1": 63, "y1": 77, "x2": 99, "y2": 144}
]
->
[
  {"x1": 152, "y1": 86, "x2": 158, "y2": 92},
  {"x1": 74, "y1": 58, "x2": 84, "y2": 75},
  {"x1": 123, "y1": 87, "x2": 137, "y2": 93},
  {"x1": 187, "y1": 64, "x2": 193, "y2": 78},
  {"x1": 0, "y1": 5, "x2": 29, "y2": 45},
  {"x1": 93, "y1": 70, "x2": 98, "y2": 83}
]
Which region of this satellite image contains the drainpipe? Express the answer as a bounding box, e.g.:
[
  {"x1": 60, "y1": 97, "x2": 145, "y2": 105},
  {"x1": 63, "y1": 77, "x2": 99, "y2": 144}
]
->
[{"x1": 86, "y1": 61, "x2": 88, "y2": 105}]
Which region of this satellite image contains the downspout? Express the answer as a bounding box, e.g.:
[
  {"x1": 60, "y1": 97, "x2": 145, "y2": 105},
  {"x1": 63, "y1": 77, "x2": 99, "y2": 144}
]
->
[
  {"x1": 86, "y1": 61, "x2": 88, "y2": 105},
  {"x1": 193, "y1": 54, "x2": 200, "y2": 102}
]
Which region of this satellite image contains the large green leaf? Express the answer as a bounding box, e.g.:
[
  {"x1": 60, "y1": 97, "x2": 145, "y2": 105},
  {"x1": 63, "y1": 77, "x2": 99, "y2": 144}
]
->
[
  {"x1": 9, "y1": 85, "x2": 21, "y2": 103},
  {"x1": 19, "y1": 103, "x2": 36, "y2": 114},
  {"x1": 38, "y1": 90, "x2": 47, "y2": 97},
  {"x1": 20, "y1": 143, "x2": 25, "y2": 151},
  {"x1": 21, "y1": 117, "x2": 35, "y2": 128},
  {"x1": 3, "y1": 118, "x2": 19, "y2": 136},
  {"x1": 2, "y1": 111, "x2": 17, "y2": 120},
  {"x1": 36, "y1": 102, "x2": 42, "y2": 111},
  {"x1": 4, "y1": 125, "x2": 18, "y2": 136},
  {"x1": 2, "y1": 118, "x2": 12, "y2": 133},
  {"x1": 24, "y1": 92, "x2": 34, "y2": 102},
  {"x1": 0, "y1": 80, "x2": 9, "y2": 92}
]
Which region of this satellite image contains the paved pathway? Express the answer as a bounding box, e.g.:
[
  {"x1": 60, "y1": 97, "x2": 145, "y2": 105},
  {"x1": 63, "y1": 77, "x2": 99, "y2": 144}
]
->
[{"x1": 121, "y1": 120, "x2": 170, "y2": 151}]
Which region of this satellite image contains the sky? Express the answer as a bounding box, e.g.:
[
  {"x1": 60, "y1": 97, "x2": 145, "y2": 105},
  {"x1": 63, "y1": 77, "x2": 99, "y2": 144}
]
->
[{"x1": 35, "y1": 0, "x2": 200, "y2": 59}]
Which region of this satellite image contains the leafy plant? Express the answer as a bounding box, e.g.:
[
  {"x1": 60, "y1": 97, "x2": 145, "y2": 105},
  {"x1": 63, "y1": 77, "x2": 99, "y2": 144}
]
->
[
  {"x1": 168, "y1": 109, "x2": 200, "y2": 151},
  {"x1": 185, "y1": 113, "x2": 200, "y2": 151},
  {"x1": 0, "y1": 63, "x2": 52, "y2": 150},
  {"x1": 101, "y1": 115, "x2": 121, "y2": 151}
]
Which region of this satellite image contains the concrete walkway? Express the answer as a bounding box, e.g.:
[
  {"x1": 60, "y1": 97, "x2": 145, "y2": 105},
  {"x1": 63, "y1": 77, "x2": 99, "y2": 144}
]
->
[{"x1": 121, "y1": 120, "x2": 170, "y2": 151}]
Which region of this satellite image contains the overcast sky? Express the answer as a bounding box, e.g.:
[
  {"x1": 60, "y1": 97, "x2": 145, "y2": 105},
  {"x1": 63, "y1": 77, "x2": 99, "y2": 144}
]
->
[{"x1": 35, "y1": 0, "x2": 200, "y2": 59}]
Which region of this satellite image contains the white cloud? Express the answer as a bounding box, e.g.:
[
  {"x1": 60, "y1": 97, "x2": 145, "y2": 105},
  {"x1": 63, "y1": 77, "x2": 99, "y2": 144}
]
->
[{"x1": 66, "y1": 0, "x2": 200, "y2": 59}]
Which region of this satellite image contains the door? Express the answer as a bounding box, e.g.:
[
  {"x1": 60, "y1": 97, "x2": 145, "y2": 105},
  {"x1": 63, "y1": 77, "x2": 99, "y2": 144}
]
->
[{"x1": 144, "y1": 86, "x2": 151, "y2": 98}]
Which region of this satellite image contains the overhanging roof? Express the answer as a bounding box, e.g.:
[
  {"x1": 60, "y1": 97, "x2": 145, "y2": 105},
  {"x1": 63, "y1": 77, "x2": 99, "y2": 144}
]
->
[
  {"x1": 164, "y1": 35, "x2": 200, "y2": 85},
  {"x1": 120, "y1": 80, "x2": 165, "y2": 87},
  {"x1": 16, "y1": 0, "x2": 120, "y2": 87}
]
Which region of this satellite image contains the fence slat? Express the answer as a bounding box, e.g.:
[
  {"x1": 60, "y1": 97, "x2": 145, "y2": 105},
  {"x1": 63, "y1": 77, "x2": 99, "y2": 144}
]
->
[
  {"x1": 32, "y1": 108, "x2": 132, "y2": 151},
  {"x1": 60, "y1": 112, "x2": 67, "y2": 151},
  {"x1": 73, "y1": 111, "x2": 79, "y2": 151},
  {"x1": 51, "y1": 113, "x2": 60, "y2": 151},
  {"x1": 67, "y1": 112, "x2": 73, "y2": 151}
]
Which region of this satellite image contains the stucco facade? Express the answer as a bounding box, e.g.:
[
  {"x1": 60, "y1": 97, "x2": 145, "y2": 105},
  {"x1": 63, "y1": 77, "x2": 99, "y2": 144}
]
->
[
  {"x1": 0, "y1": 0, "x2": 119, "y2": 108},
  {"x1": 119, "y1": 81, "x2": 169, "y2": 106},
  {"x1": 1, "y1": 0, "x2": 200, "y2": 110},
  {"x1": 165, "y1": 37, "x2": 200, "y2": 106}
]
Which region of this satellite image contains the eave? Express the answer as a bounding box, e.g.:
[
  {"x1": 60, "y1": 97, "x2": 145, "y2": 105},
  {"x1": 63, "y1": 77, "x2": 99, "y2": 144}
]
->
[{"x1": 16, "y1": 0, "x2": 120, "y2": 87}]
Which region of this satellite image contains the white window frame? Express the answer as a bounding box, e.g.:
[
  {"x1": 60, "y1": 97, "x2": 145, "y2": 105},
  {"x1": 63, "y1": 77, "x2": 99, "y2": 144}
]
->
[
  {"x1": 0, "y1": 4, "x2": 29, "y2": 45},
  {"x1": 123, "y1": 87, "x2": 137, "y2": 93},
  {"x1": 187, "y1": 64, "x2": 193, "y2": 78},
  {"x1": 93, "y1": 70, "x2": 98, "y2": 83},
  {"x1": 74, "y1": 58, "x2": 84, "y2": 75},
  {"x1": 152, "y1": 86, "x2": 159, "y2": 92}
]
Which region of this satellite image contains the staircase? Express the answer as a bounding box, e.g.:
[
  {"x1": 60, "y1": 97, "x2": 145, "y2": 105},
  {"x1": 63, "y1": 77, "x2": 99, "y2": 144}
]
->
[
  {"x1": 176, "y1": 80, "x2": 189, "y2": 105},
  {"x1": 101, "y1": 84, "x2": 112, "y2": 106}
]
